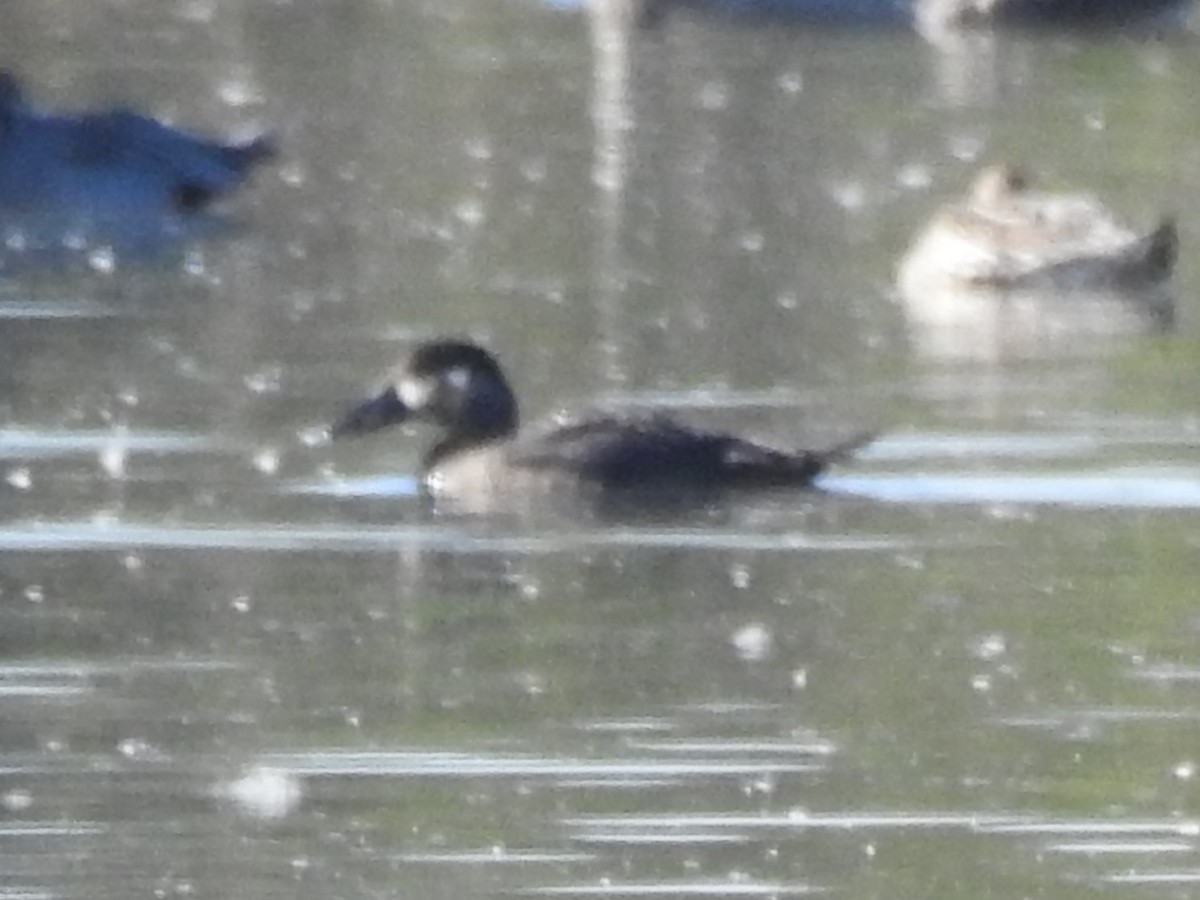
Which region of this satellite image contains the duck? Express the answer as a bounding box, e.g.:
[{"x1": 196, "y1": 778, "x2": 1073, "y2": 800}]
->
[
  {"x1": 897, "y1": 164, "x2": 1177, "y2": 294},
  {"x1": 915, "y1": 0, "x2": 1189, "y2": 31},
  {"x1": 330, "y1": 339, "x2": 874, "y2": 501},
  {"x1": 0, "y1": 70, "x2": 275, "y2": 223}
]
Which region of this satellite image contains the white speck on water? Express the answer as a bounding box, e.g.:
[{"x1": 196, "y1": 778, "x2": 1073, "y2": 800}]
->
[
  {"x1": 183, "y1": 250, "x2": 206, "y2": 276},
  {"x1": 896, "y1": 164, "x2": 932, "y2": 190},
  {"x1": 7, "y1": 467, "x2": 32, "y2": 490},
  {"x1": 729, "y1": 564, "x2": 751, "y2": 590},
  {"x1": 791, "y1": 668, "x2": 808, "y2": 690},
  {"x1": 971, "y1": 673, "x2": 992, "y2": 693},
  {"x1": 731, "y1": 623, "x2": 773, "y2": 662},
  {"x1": 279, "y1": 161, "x2": 306, "y2": 187},
  {"x1": 2, "y1": 789, "x2": 32, "y2": 812},
  {"x1": 747, "y1": 774, "x2": 776, "y2": 796},
  {"x1": 972, "y1": 633, "x2": 1007, "y2": 660},
  {"x1": 118, "y1": 738, "x2": 159, "y2": 760},
  {"x1": 777, "y1": 71, "x2": 803, "y2": 94},
  {"x1": 24, "y1": 585, "x2": 44, "y2": 604},
  {"x1": 231, "y1": 594, "x2": 252, "y2": 613},
  {"x1": 99, "y1": 443, "x2": 127, "y2": 479},
  {"x1": 223, "y1": 766, "x2": 303, "y2": 820},
  {"x1": 464, "y1": 137, "x2": 493, "y2": 161},
  {"x1": 518, "y1": 671, "x2": 548, "y2": 696},
  {"x1": 455, "y1": 198, "x2": 486, "y2": 227},
  {"x1": 696, "y1": 81, "x2": 729, "y2": 111},
  {"x1": 828, "y1": 179, "x2": 866, "y2": 212},
  {"x1": 948, "y1": 133, "x2": 984, "y2": 161},
  {"x1": 1175, "y1": 761, "x2": 1196, "y2": 781},
  {"x1": 218, "y1": 79, "x2": 263, "y2": 107},
  {"x1": 88, "y1": 246, "x2": 116, "y2": 274},
  {"x1": 253, "y1": 448, "x2": 280, "y2": 475},
  {"x1": 520, "y1": 157, "x2": 547, "y2": 183},
  {"x1": 244, "y1": 366, "x2": 282, "y2": 394},
  {"x1": 298, "y1": 426, "x2": 328, "y2": 448},
  {"x1": 739, "y1": 231, "x2": 765, "y2": 253},
  {"x1": 123, "y1": 554, "x2": 143, "y2": 572}
]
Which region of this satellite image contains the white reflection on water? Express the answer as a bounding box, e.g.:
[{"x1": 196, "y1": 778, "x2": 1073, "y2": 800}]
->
[
  {"x1": 1045, "y1": 841, "x2": 1194, "y2": 854},
  {"x1": 396, "y1": 850, "x2": 598, "y2": 864},
  {"x1": 564, "y1": 811, "x2": 1038, "y2": 830},
  {"x1": 288, "y1": 474, "x2": 421, "y2": 497},
  {"x1": 258, "y1": 750, "x2": 823, "y2": 779},
  {"x1": 0, "y1": 823, "x2": 105, "y2": 836},
  {"x1": 623, "y1": 739, "x2": 836, "y2": 755},
  {"x1": 1103, "y1": 871, "x2": 1200, "y2": 884},
  {"x1": 0, "y1": 301, "x2": 117, "y2": 319},
  {"x1": 1129, "y1": 664, "x2": 1200, "y2": 684},
  {"x1": 0, "y1": 429, "x2": 228, "y2": 459},
  {"x1": 977, "y1": 819, "x2": 1200, "y2": 836},
  {"x1": 520, "y1": 884, "x2": 821, "y2": 896},
  {"x1": 0, "y1": 522, "x2": 909, "y2": 553},
  {"x1": 828, "y1": 470, "x2": 1200, "y2": 508}
]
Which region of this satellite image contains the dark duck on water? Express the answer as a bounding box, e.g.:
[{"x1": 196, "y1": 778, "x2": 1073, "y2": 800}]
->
[{"x1": 331, "y1": 339, "x2": 876, "y2": 502}]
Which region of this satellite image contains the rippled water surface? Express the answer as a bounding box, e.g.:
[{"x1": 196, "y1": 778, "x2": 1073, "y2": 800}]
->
[{"x1": 4, "y1": 2, "x2": 1200, "y2": 899}]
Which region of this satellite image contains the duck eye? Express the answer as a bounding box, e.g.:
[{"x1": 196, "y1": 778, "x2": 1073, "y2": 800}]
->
[{"x1": 444, "y1": 366, "x2": 471, "y2": 391}]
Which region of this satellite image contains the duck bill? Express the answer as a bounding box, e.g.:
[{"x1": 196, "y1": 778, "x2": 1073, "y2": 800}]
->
[{"x1": 330, "y1": 386, "x2": 410, "y2": 439}]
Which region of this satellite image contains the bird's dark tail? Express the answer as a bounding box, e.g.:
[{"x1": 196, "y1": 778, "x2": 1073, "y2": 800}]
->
[
  {"x1": 723, "y1": 428, "x2": 877, "y2": 488},
  {"x1": 791, "y1": 429, "x2": 879, "y2": 484}
]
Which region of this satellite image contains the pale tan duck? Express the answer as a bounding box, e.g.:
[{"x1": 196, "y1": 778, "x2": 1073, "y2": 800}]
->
[{"x1": 898, "y1": 164, "x2": 1177, "y2": 293}]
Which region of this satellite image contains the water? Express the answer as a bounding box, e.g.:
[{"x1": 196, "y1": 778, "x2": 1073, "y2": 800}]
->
[{"x1": 3, "y1": 2, "x2": 1200, "y2": 899}]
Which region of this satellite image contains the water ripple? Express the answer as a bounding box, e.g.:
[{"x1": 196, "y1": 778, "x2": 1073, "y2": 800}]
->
[
  {"x1": 564, "y1": 812, "x2": 1038, "y2": 831},
  {"x1": 520, "y1": 883, "x2": 822, "y2": 896},
  {"x1": 1045, "y1": 840, "x2": 1194, "y2": 855},
  {"x1": 260, "y1": 750, "x2": 821, "y2": 780},
  {"x1": 0, "y1": 521, "x2": 909, "y2": 554},
  {"x1": 0, "y1": 429, "x2": 227, "y2": 459}
]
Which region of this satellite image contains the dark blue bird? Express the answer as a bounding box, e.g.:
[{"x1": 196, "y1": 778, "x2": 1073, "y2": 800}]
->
[{"x1": 0, "y1": 71, "x2": 275, "y2": 225}]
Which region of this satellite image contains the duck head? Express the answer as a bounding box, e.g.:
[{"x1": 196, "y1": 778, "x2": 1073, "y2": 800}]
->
[
  {"x1": 970, "y1": 163, "x2": 1029, "y2": 206},
  {"x1": 331, "y1": 340, "x2": 520, "y2": 462}
]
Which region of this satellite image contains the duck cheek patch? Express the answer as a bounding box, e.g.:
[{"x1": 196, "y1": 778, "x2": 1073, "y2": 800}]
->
[{"x1": 398, "y1": 376, "x2": 435, "y2": 412}]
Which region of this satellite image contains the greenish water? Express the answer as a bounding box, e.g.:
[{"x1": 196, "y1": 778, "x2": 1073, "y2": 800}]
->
[{"x1": 2, "y1": 2, "x2": 1200, "y2": 900}]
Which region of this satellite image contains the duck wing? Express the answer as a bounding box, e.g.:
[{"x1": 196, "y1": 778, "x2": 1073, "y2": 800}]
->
[
  {"x1": 65, "y1": 110, "x2": 274, "y2": 206},
  {"x1": 511, "y1": 414, "x2": 870, "y2": 489}
]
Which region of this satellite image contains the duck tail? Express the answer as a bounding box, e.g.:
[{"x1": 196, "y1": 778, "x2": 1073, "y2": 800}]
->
[
  {"x1": 220, "y1": 132, "x2": 278, "y2": 174},
  {"x1": 798, "y1": 428, "x2": 879, "y2": 479},
  {"x1": 762, "y1": 428, "x2": 879, "y2": 487},
  {"x1": 1144, "y1": 215, "x2": 1178, "y2": 279},
  {"x1": 815, "y1": 429, "x2": 879, "y2": 465}
]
